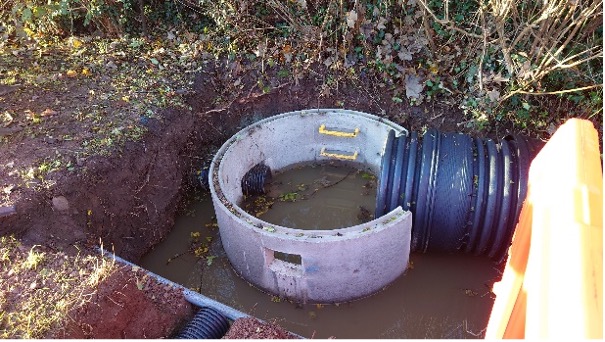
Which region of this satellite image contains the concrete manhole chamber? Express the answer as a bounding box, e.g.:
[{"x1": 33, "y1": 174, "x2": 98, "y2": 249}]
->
[{"x1": 209, "y1": 109, "x2": 413, "y2": 303}]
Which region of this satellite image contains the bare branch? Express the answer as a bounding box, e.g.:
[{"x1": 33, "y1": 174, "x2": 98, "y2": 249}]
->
[
  {"x1": 416, "y1": 0, "x2": 483, "y2": 39},
  {"x1": 478, "y1": 4, "x2": 487, "y2": 92},
  {"x1": 500, "y1": 84, "x2": 603, "y2": 102}
]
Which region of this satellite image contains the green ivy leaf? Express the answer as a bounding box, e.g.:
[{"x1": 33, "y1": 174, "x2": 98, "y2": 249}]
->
[
  {"x1": 21, "y1": 8, "x2": 33, "y2": 23},
  {"x1": 32, "y1": 6, "x2": 47, "y2": 18}
]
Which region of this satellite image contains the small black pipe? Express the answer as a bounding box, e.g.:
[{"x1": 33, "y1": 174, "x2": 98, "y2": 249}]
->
[
  {"x1": 176, "y1": 307, "x2": 230, "y2": 339},
  {"x1": 242, "y1": 162, "x2": 272, "y2": 196}
]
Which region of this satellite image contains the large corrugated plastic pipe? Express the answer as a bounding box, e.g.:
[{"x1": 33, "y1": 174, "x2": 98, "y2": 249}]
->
[
  {"x1": 375, "y1": 129, "x2": 543, "y2": 261},
  {"x1": 176, "y1": 307, "x2": 230, "y2": 339}
]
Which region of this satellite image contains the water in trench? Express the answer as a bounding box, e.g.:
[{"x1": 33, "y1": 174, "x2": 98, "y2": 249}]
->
[
  {"x1": 140, "y1": 184, "x2": 501, "y2": 338},
  {"x1": 241, "y1": 162, "x2": 377, "y2": 230}
]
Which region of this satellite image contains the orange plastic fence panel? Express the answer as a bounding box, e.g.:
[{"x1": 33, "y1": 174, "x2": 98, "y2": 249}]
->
[
  {"x1": 486, "y1": 118, "x2": 603, "y2": 339},
  {"x1": 486, "y1": 200, "x2": 533, "y2": 338}
]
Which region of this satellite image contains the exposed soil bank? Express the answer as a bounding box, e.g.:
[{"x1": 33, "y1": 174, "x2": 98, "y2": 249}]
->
[
  {"x1": 1, "y1": 106, "x2": 198, "y2": 261},
  {"x1": 51, "y1": 265, "x2": 194, "y2": 338}
]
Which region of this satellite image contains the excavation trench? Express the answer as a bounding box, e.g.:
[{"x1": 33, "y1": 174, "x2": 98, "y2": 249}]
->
[{"x1": 0, "y1": 74, "x2": 512, "y2": 338}]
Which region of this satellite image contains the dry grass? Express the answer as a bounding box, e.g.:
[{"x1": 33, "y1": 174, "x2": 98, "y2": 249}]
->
[
  {"x1": 0, "y1": 236, "x2": 116, "y2": 338},
  {"x1": 4, "y1": 0, "x2": 600, "y2": 133},
  {"x1": 418, "y1": 0, "x2": 603, "y2": 96}
]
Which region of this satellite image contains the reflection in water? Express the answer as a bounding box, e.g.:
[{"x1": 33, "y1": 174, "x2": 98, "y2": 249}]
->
[{"x1": 140, "y1": 193, "x2": 500, "y2": 339}]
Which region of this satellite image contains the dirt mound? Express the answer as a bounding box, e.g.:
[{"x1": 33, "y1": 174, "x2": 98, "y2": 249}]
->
[
  {"x1": 223, "y1": 317, "x2": 298, "y2": 339},
  {"x1": 51, "y1": 265, "x2": 193, "y2": 338}
]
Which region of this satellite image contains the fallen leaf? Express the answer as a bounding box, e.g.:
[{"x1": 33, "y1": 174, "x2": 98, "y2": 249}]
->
[
  {"x1": 519, "y1": 61, "x2": 532, "y2": 80},
  {"x1": 41, "y1": 108, "x2": 57, "y2": 116},
  {"x1": 3, "y1": 184, "x2": 14, "y2": 194},
  {"x1": 282, "y1": 45, "x2": 293, "y2": 63},
  {"x1": 487, "y1": 89, "x2": 500, "y2": 102},
  {"x1": 24, "y1": 109, "x2": 40, "y2": 123},
  {"x1": 547, "y1": 123, "x2": 557, "y2": 136},
  {"x1": 263, "y1": 226, "x2": 276, "y2": 233},
  {"x1": 105, "y1": 61, "x2": 118, "y2": 70},
  {"x1": 71, "y1": 38, "x2": 83, "y2": 49},
  {"x1": 405, "y1": 74, "x2": 424, "y2": 99},
  {"x1": 377, "y1": 17, "x2": 388, "y2": 30},
  {"x1": 206, "y1": 255, "x2": 217, "y2": 266},
  {"x1": 346, "y1": 10, "x2": 358, "y2": 28},
  {"x1": 23, "y1": 27, "x2": 35, "y2": 37},
  {"x1": 398, "y1": 48, "x2": 413, "y2": 61},
  {"x1": 295, "y1": 0, "x2": 307, "y2": 9},
  {"x1": 2, "y1": 111, "x2": 14, "y2": 127},
  {"x1": 323, "y1": 56, "x2": 335, "y2": 68}
]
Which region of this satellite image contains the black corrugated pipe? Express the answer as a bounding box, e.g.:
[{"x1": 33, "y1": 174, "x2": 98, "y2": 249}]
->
[
  {"x1": 375, "y1": 129, "x2": 543, "y2": 262},
  {"x1": 176, "y1": 307, "x2": 231, "y2": 339},
  {"x1": 241, "y1": 162, "x2": 272, "y2": 196}
]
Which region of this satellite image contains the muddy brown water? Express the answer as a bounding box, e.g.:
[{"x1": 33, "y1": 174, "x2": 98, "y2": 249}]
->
[
  {"x1": 140, "y1": 190, "x2": 501, "y2": 338},
  {"x1": 241, "y1": 162, "x2": 377, "y2": 230}
]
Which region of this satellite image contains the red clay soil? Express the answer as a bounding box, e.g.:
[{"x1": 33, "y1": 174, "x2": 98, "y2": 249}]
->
[
  {"x1": 223, "y1": 317, "x2": 299, "y2": 339},
  {"x1": 50, "y1": 265, "x2": 194, "y2": 338}
]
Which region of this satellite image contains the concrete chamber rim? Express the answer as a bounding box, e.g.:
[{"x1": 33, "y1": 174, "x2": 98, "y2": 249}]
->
[{"x1": 209, "y1": 108, "x2": 410, "y2": 241}]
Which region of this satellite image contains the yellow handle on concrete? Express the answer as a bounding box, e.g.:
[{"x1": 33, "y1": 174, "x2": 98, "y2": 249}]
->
[
  {"x1": 319, "y1": 124, "x2": 360, "y2": 138},
  {"x1": 320, "y1": 147, "x2": 358, "y2": 161}
]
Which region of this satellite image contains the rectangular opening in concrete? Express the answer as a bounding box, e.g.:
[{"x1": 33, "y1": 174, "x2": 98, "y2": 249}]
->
[
  {"x1": 264, "y1": 247, "x2": 302, "y2": 266},
  {"x1": 274, "y1": 251, "x2": 302, "y2": 265},
  {"x1": 264, "y1": 248, "x2": 304, "y2": 278}
]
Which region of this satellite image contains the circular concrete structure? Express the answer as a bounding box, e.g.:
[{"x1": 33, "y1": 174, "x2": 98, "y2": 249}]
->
[{"x1": 209, "y1": 109, "x2": 412, "y2": 303}]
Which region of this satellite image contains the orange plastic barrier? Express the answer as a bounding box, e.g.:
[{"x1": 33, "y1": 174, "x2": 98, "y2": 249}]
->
[{"x1": 486, "y1": 118, "x2": 603, "y2": 339}]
